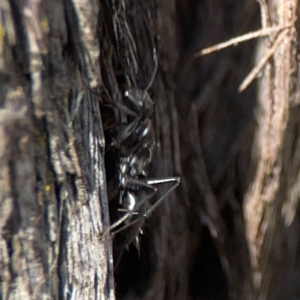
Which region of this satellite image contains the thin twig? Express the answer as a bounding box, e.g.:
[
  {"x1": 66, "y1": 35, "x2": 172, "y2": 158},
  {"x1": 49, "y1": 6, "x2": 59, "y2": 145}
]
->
[
  {"x1": 238, "y1": 29, "x2": 289, "y2": 92},
  {"x1": 194, "y1": 24, "x2": 291, "y2": 57}
]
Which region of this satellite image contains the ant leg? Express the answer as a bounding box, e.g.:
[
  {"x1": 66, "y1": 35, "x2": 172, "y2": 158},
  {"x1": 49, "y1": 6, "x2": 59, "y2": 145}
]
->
[
  {"x1": 118, "y1": 176, "x2": 178, "y2": 204},
  {"x1": 116, "y1": 177, "x2": 157, "y2": 212},
  {"x1": 102, "y1": 177, "x2": 180, "y2": 239},
  {"x1": 113, "y1": 101, "x2": 138, "y2": 117},
  {"x1": 86, "y1": 86, "x2": 138, "y2": 117},
  {"x1": 102, "y1": 188, "x2": 157, "y2": 239},
  {"x1": 120, "y1": 177, "x2": 179, "y2": 190},
  {"x1": 144, "y1": 177, "x2": 180, "y2": 217},
  {"x1": 111, "y1": 177, "x2": 180, "y2": 236},
  {"x1": 113, "y1": 117, "x2": 140, "y2": 145},
  {"x1": 125, "y1": 177, "x2": 158, "y2": 191},
  {"x1": 146, "y1": 177, "x2": 180, "y2": 186}
]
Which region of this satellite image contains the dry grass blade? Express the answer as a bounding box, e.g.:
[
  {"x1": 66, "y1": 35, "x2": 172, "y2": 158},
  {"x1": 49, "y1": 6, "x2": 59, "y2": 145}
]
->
[
  {"x1": 238, "y1": 28, "x2": 289, "y2": 92},
  {"x1": 194, "y1": 24, "x2": 291, "y2": 57}
]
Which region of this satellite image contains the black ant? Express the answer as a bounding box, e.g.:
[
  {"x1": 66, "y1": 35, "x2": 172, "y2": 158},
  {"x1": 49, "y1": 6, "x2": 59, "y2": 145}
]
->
[
  {"x1": 93, "y1": 11, "x2": 180, "y2": 261},
  {"x1": 104, "y1": 45, "x2": 180, "y2": 252}
]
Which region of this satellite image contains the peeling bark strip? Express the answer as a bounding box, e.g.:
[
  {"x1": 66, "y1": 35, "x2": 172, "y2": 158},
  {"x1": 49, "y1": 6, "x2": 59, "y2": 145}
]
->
[
  {"x1": 0, "y1": 0, "x2": 114, "y2": 299},
  {"x1": 244, "y1": 0, "x2": 300, "y2": 298}
]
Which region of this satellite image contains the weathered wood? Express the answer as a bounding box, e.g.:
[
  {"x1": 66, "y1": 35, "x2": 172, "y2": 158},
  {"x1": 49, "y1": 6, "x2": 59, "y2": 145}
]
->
[
  {"x1": 243, "y1": 0, "x2": 300, "y2": 299},
  {"x1": 0, "y1": 0, "x2": 114, "y2": 299}
]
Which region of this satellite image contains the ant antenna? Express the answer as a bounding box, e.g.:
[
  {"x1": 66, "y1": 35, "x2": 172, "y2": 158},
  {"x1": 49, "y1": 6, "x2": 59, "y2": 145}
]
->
[
  {"x1": 144, "y1": 16, "x2": 158, "y2": 92},
  {"x1": 145, "y1": 47, "x2": 158, "y2": 92}
]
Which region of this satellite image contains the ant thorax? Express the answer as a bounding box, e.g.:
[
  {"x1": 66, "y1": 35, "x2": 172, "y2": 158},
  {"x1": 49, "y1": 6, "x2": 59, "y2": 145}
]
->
[
  {"x1": 117, "y1": 118, "x2": 153, "y2": 157},
  {"x1": 123, "y1": 88, "x2": 154, "y2": 117}
]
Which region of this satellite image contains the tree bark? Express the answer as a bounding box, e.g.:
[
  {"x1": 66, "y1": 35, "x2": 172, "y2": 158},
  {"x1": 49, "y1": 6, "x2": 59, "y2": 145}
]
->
[{"x1": 0, "y1": 0, "x2": 114, "y2": 299}]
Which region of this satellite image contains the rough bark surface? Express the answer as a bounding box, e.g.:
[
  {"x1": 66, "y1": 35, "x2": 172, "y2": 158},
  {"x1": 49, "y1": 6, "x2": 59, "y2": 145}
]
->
[{"x1": 0, "y1": 0, "x2": 114, "y2": 299}]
